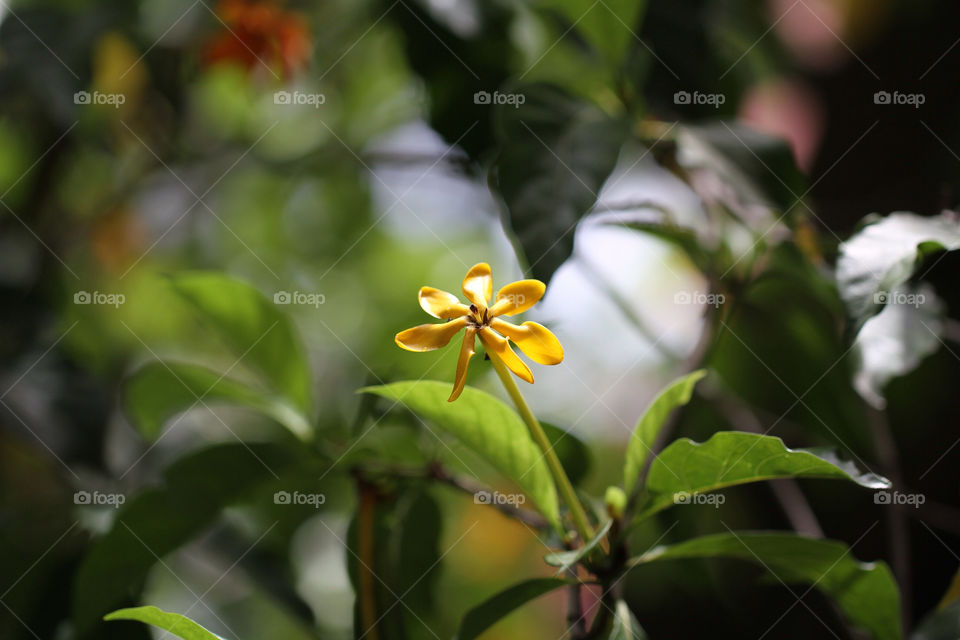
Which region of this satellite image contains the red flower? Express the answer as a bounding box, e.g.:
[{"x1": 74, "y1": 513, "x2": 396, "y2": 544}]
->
[{"x1": 203, "y1": 0, "x2": 311, "y2": 79}]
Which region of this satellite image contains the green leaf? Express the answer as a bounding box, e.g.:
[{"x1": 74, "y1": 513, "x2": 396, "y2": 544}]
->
[
  {"x1": 72, "y1": 443, "x2": 304, "y2": 635},
  {"x1": 637, "y1": 431, "x2": 889, "y2": 518},
  {"x1": 458, "y1": 577, "x2": 572, "y2": 640},
  {"x1": 623, "y1": 370, "x2": 706, "y2": 493},
  {"x1": 837, "y1": 211, "x2": 960, "y2": 327},
  {"x1": 541, "y1": 421, "x2": 592, "y2": 486},
  {"x1": 125, "y1": 361, "x2": 311, "y2": 441},
  {"x1": 851, "y1": 282, "x2": 944, "y2": 408},
  {"x1": 913, "y1": 601, "x2": 960, "y2": 640},
  {"x1": 630, "y1": 532, "x2": 901, "y2": 640},
  {"x1": 544, "y1": 519, "x2": 612, "y2": 574},
  {"x1": 361, "y1": 381, "x2": 560, "y2": 529},
  {"x1": 104, "y1": 606, "x2": 222, "y2": 640},
  {"x1": 711, "y1": 244, "x2": 871, "y2": 451},
  {"x1": 539, "y1": 0, "x2": 647, "y2": 71},
  {"x1": 492, "y1": 83, "x2": 627, "y2": 283},
  {"x1": 170, "y1": 272, "x2": 312, "y2": 416}
]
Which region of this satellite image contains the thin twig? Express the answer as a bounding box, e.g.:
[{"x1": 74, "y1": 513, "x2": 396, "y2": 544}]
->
[
  {"x1": 865, "y1": 405, "x2": 911, "y2": 633},
  {"x1": 708, "y1": 388, "x2": 824, "y2": 537}
]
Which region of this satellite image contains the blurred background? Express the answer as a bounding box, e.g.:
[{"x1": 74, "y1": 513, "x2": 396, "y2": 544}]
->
[{"x1": 1, "y1": 0, "x2": 960, "y2": 638}]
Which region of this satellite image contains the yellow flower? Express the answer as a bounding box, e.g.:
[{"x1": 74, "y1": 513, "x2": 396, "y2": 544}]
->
[{"x1": 395, "y1": 263, "x2": 564, "y2": 402}]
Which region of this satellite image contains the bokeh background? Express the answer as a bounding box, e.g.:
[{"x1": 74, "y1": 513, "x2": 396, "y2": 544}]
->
[{"x1": 2, "y1": 0, "x2": 960, "y2": 638}]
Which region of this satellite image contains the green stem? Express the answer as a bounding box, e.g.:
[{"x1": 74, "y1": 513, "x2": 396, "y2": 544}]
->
[{"x1": 486, "y1": 351, "x2": 594, "y2": 545}]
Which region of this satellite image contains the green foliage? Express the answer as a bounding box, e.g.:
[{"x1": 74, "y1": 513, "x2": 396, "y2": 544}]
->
[
  {"x1": 347, "y1": 489, "x2": 442, "y2": 639},
  {"x1": 541, "y1": 421, "x2": 592, "y2": 486},
  {"x1": 538, "y1": 0, "x2": 647, "y2": 74},
  {"x1": 171, "y1": 272, "x2": 314, "y2": 420},
  {"x1": 491, "y1": 83, "x2": 628, "y2": 282},
  {"x1": 631, "y1": 532, "x2": 901, "y2": 640},
  {"x1": 104, "y1": 606, "x2": 222, "y2": 640},
  {"x1": 623, "y1": 369, "x2": 706, "y2": 492},
  {"x1": 361, "y1": 381, "x2": 561, "y2": 529},
  {"x1": 543, "y1": 519, "x2": 612, "y2": 574},
  {"x1": 10, "y1": 2, "x2": 950, "y2": 638},
  {"x1": 837, "y1": 212, "x2": 960, "y2": 327},
  {"x1": 457, "y1": 577, "x2": 573, "y2": 640},
  {"x1": 837, "y1": 212, "x2": 960, "y2": 406},
  {"x1": 125, "y1": 361, "x2": 310, "y2": 440},
  {"x1": 637, "y1": 431, "x2": 889, "y2": 518},
  {"x1": 72, "y1": 443, "x2": 308, "y2": 635}
]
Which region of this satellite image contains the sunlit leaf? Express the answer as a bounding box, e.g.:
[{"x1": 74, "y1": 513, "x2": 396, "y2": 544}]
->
[
  {"x1": 623, "y1": 369, "x2": 706, "y2": 493},
  {"x1": 125, "y1": 361, "x2": 311, "y2": 441},
  {"x1": 630, "y1": 532, "x2": 901, "y2": 640},
  {"x1": 852, "y1": 282, "x2": 944, "y2": 408},
  {"x1": 458, "y1": 577, "x2": 572, "y2": 640},
  {"x1": 636, "y1": 431, "x2": 889, "y2": 518},
  {"x1": 837, "y1": 211, "x2": 960, "y2": 328},
  {"x1": 170, "y1": 272, "x2": 313, "y2": 416},
  {"x1": 361, "y1": 381, "x2": 560, "y2": 529},
  {"x1": 104, "y1": 606, "x2": 222, "y2": 640}
]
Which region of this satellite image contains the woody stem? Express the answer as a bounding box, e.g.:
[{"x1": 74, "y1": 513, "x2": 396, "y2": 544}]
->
[{"x1": 486, "y1": 350, "x2": 594, "y2": 545}]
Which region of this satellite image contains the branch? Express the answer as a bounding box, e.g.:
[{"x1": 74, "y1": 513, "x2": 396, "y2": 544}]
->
[
  {"x1": 354, "y1": 462, "x2": 550, "y2": 529},
  {"x1": 427, "y1": 463, "x2": 551, "y2": 529}
]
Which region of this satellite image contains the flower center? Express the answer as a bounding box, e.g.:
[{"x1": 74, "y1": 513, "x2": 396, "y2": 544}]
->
[{"x1": 467, "y1": 303, "x2": 489, "y2": 328}]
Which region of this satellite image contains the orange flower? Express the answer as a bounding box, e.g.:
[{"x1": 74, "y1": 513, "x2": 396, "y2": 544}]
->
[
  {"x1": 203, "y1": 0, "x2": 311, "y2": 78},
  {"x1": 396, "y1": 263, "x2": 564, "y2": 401}
]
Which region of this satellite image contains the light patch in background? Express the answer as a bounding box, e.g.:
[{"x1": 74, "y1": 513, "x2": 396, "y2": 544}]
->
[
  {"x1": 369, "y1": 121, "x2": 492, "y2": 241},
  {"x1": 525, "y1": 151, "x2": 710, "y2": 440},
  {"x1": 293, "y1": 515, "x2": 355, "y2": 632}
]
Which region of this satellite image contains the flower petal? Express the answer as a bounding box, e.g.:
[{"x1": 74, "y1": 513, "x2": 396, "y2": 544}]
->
[
  {"x1": 490, "y1": 319, "x2": 564, "y2": 365},
  {"x1": 449, "y1": 327, "x2": 476, "y2": 402},
  {"x1": 462, "y1": 262, "x2": 493, "y2": 308},
  {"x1": 419, "y1": 287, "x2": 469, "y2": 319},
  {"x1": 488, "y1": 279, "x2": 546, "y2": 317},
  {"x1": 479, "y1": 327, "x2": 533, "y2": 383},
  {"x1": 395, "y1": 317, "x2": 467, "y2": 352}
]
